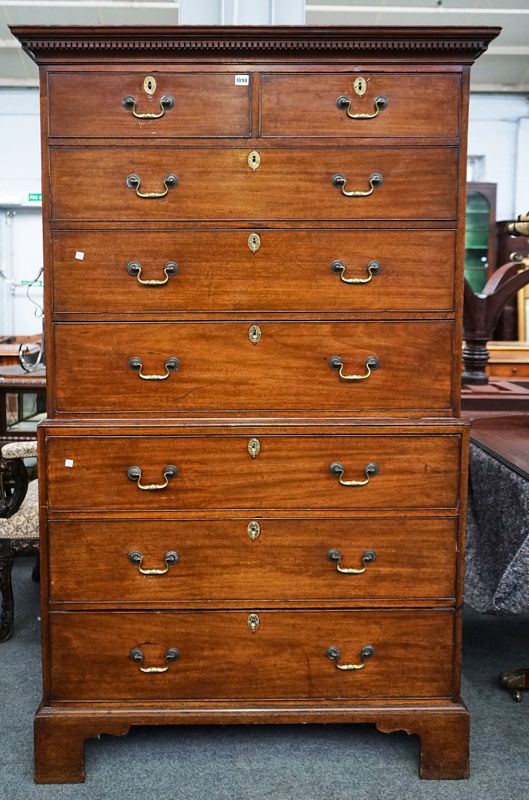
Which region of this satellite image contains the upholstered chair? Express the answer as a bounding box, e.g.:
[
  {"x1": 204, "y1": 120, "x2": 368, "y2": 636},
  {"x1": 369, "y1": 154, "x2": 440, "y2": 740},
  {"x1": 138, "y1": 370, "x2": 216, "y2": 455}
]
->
[{"x1": 0, "y1": 441, "x2": 39, "y2": 642}]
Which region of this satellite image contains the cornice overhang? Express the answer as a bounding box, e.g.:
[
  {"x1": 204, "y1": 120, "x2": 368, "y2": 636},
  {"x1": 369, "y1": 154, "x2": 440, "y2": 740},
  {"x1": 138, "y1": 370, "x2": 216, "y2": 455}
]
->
[{"x1": 10, "y1": 25, "x2": 501, "y2": 65}]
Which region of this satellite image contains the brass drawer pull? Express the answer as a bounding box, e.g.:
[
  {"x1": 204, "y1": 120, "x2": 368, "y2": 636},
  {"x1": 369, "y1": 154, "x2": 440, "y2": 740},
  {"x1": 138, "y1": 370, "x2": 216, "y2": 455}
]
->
[
  {"x1": 331, "y1": 259, "x2": 381, "y2": 285},
  {"x1": 127, "y1": 260, "x2": 179, "y2": 286},
  {"x1": 329, "y1": 462, "x2": 379, "y2": 487},
  {"x1": 336, "y1": 94, "x2": 388, "y2": 119},
  {"x1": 328, "y1": 355, "x2": 379, "y2": 381},
  {"x1": 128, "y1": 550, "x2": 179, "y2": 575},
  {"x1": 327, "y1": 548, "x2": 376, "y2": 574},
  {"x1": 128, "y1": 356, "x2": 180, "y2": 381},
  {"x1": 122, "y1": 94, "x2": 174, "y2": 119},
  {"x1": 332, "y1": 172, "x2": 383, "y2": 198},
  {"x1": 325, "y1": 644, "x2": 375, "y2": 671},
  {"x1": 127, "y1": 464, "x2": 178, "y2": 491},
  {"x1": 129, "y1": 646, "x2": 180, "y2": 673},
  {"x1": 126, "y1": 173, "x2": 178, "y2": 199}
]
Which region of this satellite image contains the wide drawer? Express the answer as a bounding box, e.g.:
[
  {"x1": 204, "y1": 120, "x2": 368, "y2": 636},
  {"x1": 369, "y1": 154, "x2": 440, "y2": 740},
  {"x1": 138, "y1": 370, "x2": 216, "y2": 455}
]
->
[
  {"x1": 48, "y1": 72, "x2": 251, "y2": 138},
  {"x1": 52, "y1": 321, "x2": 454, "y2": 415},
  {"x1": 49, "y1": 610, "x2": 454, "y2": 701},
  {"x1": 48, "y1": 517, "x2": 457, "y2": 603},
  {"x1": 260, "y1": 73, "x2": 460, "y2": 138},
  {"x1": 45, "y1": 433, "x2": 461, "y2": 511},
  {"x1": 51, "y1": 229, "x2": 456, "y2": 314},
  {"x1": 49, "y1": 147, "x2": 457, "y2": 221}
]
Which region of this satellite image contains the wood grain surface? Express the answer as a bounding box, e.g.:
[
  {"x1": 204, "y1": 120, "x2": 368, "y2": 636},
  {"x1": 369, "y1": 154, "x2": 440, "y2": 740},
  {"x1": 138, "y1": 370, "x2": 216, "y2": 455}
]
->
[
  {"x1": 49, "y1": 146, "x2": 458, "y2": 221},
  {"x1": 260, "y1": 72, "x2": 460, "y2": 138},
  {"x1": 52, "y1": 320, "x2": 454, "y2": 414},
  {"x1": 50, "y1": 229, "x2": 456, "y2": 315},
  {"x1": 48, "y1": 609, "x2": 455, "y2": 701},
  {"x1": 44, "y1": 431, "x2": 461, "y2": 511},
  {"x1": 48, "y1": 71, "x2": 251, "y2": 138}
]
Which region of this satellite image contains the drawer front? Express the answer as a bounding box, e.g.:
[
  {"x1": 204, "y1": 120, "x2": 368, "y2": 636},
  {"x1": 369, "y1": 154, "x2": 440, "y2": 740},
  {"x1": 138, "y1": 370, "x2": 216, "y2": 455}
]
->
[
  {"x1": 49, "y1": 147, "x2": 457, "y2": 221},
  {"x1": 45, "y1": 433, "x2": 461, "y2": 511},
  {"x1": 48, "y1": 518, "x2": 457, "y2": 603},
  {"x1": 52, "y1": 229, "x2": 456, "y2": 314},
  {"x1": 261, "y1": 73, "x2": 460, "y2": 138},
  {"x1": 53, "y1": 321, "x2": 454, "y2": 414},
  {"x1": 49, "y1": 610, "x2": 454, "y2": 701},
  {"x1": 48, "y1": 72, "x2": 251, "y2": 138}
]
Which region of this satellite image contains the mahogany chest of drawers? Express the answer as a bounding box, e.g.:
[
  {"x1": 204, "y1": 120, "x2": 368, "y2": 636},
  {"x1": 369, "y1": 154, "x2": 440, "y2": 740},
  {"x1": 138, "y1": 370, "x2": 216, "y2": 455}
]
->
[{"x1": 12, "y1": 24, "x2": 499, "y2": 784}]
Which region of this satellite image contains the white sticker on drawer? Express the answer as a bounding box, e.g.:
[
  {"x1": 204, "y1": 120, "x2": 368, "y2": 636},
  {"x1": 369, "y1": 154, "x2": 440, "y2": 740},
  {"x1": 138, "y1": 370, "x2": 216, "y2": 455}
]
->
[
  {"x1": 74, "y1": 251, "x2": 85, "y2": 261},
  {"x1": 64, "y1": 459, "x2": 74, "y2": 468},
  {"x1": 234, "y1": 74, "x2": 249, "y2": 86}
]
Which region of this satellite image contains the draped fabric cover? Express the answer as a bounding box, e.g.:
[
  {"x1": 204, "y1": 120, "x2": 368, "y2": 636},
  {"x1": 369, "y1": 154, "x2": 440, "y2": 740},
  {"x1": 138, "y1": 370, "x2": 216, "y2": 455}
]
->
[{"x1": 466, "y1": 443, "x2": 529, "y2": 614}]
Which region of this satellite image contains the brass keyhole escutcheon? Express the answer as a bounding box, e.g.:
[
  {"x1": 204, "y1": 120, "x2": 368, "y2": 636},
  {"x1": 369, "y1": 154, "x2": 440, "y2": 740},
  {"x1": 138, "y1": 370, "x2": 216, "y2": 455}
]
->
[
  {"x1": 248, "y1": 324, "x2": 261, "y2": 344},
  {"x1": 353, "y1": 76, "x2": 367, "y2": 96},
  {"x1": 248, "y1": 438, "x2": 261, "y2": 459},
  {"x1": 247, "y1": 521, "x2": 261, "y2": 541},
  {"x1": 247, "y1": 150, "x2": 261, "y2": 171},
  {"x1": 248, "y1": 233, "x2": 261, "y2": 253},
  {"x1": 247, "y1": 613, "x2": 260, "y2": 633},
  {"x1": 143, "y1": 75, "x2": 157, "y2": 95}
]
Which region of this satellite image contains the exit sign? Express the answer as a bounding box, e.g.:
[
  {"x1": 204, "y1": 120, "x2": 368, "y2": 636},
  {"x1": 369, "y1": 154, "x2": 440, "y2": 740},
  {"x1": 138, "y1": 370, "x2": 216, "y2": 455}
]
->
[{"x1": 28, "y1": 193, "x2": 42, "y2": 202}]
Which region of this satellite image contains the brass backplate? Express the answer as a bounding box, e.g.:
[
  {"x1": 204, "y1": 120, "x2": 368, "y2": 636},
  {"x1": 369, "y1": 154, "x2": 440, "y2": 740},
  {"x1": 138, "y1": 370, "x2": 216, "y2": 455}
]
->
[
  {"x1": 247, "y1": 521, "x2": 261, "y2": 541},
  {"x1": 248, "y1": 324, "x2": 261, "y2": 344},
  {"x1": 248, "y1": 437, "x2": 261, "y2": 458},
  {"x1": 248, "y1": 233, "x2": 261, "y2": 253},
  {"x1": 353, "y1": 77, "x2": 367, "y2": 96},
  {"x1": 247, "y1": 150, "x2": 261, "y2": 170},
  {"x1": 247, "y1": 613, "x2": 260, "y2": 633},
  {"x1": 143, "y1": 75, "x2": 157, "y2": 96}
]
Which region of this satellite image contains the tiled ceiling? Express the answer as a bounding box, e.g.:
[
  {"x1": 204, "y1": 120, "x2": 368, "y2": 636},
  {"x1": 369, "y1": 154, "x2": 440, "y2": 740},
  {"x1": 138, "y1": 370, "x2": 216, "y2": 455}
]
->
[{"x1": 1, "y1": 0, "x2": 528, "y2": 90}]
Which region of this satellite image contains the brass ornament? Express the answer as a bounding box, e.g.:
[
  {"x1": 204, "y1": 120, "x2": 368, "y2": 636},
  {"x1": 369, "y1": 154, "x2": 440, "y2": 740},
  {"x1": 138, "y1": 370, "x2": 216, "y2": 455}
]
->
[
  {"x1": 247, "y1": 437, "x2": 261, "y2": 458},
  {"x1": 247, "y1": 613, "x2": 260, "y2": 633},
  {"x1": 353, "y1": 76, "x2": 367, "y2": 96},
  {"x1": 248, "y1": 233, "x2": 261, "y2": 253},
  {"x1": 143, "y1": 75, "x2": 157, "y2": 95},
  {"x1": 248, "y1": 324, "x2": 262, "y2": 344},
  {"x1": 247, "y1": 150, "x2": 261, "y2": 170},
  {"x1": 247, "y1": 521, "x2": 261, "y2": 541}
]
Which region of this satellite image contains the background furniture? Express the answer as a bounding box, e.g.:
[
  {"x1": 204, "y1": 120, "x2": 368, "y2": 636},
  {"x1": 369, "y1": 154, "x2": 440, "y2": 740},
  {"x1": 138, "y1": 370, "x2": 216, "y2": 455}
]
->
[
  {"x1": 0, "y1": 335, "x2": 42, "y2": 368},
  {"x1": 14, "y1": 24, "x2": 498, "y2": 784},
  {"x1": 464, "y1": 182, "x2": 497, "y2": 294},
  {"x1": 494, "y1": 218, "x2": 529, "y2": 340},
  {"x1": 0, "y1": 365, "x2": 46, "y2": 444},
  {"x1": 0, "y1": 440, "x2": 39, "y2": 642}
]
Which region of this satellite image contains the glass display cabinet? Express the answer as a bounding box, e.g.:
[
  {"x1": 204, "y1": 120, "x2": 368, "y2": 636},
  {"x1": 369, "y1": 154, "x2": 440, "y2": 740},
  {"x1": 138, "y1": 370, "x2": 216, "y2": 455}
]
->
[{"x1": 464, "y1": 182, "x2": 497, "y2": 294}]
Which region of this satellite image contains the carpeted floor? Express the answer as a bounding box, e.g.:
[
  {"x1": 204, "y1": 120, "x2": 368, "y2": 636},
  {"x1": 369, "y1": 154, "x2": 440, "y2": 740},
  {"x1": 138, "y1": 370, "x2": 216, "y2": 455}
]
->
[{"x1": 1, "y1": 559, "x2": 528, "y2": 799}]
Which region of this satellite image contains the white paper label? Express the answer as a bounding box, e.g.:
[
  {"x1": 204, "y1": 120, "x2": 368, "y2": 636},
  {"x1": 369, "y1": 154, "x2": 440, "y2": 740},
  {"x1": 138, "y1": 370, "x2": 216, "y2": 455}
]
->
[
  {"x1": 234, "y1": 74, "x2": 249, "y2": 86},
  {"x1": 75, "y1": 251, "x2": 85, "y2": 261},
  {"x1": 64, "y1": 459, "x2": 74, "y2": 468}
]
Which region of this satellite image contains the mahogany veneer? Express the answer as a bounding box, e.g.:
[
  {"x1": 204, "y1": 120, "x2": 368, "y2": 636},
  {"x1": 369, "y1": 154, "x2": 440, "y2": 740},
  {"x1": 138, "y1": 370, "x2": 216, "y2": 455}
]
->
[{"x1": 12, "y1": 24, "x2": 499, "y2": 783}]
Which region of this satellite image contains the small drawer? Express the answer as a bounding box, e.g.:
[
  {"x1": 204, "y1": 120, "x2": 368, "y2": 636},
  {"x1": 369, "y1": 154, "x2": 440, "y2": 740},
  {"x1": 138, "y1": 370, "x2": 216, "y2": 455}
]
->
[
  {"x1": 47, "y1": 72, "x2": 251, "y2": 138},
  {"x1": 44, "y1": 432, "x2": 461, "y2": 512},
  {"x1": 52, "y1": 320, "x2": 454, "y2": 415},
  {"x1": 49, "y1": 609, "x2": 455, "y2": 702},
  {"x1": 51, "y1": 229, "x2": 456, "y2": 315},
  {"x1": 49, "y1": 146, "x2": 457, "y2": 221},
  {"x1": 260, "y1": 73, "x2": 460, "y2": 138},
  {"x1": 48, "y1": 517, "x2": 458, "y2": 604}
]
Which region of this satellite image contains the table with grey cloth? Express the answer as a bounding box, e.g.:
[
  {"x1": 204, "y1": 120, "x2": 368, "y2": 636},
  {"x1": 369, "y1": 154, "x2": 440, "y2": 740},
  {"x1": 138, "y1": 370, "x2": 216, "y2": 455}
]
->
[{"x1": 466, "y1": 442, "x2": 529, "y2": 614}]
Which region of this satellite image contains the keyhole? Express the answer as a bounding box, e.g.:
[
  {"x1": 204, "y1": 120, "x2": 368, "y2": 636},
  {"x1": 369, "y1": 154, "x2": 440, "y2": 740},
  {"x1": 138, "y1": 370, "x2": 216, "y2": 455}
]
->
[
  {"x1": 353, "y1": 77, "x2": 367, "y2": 96},
  {"x1": 247, "y1": 150, "x2": 261, "y2": 171},
  {"x1": 143, "y1": 75, "x2": 157, "y2": 96}
]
